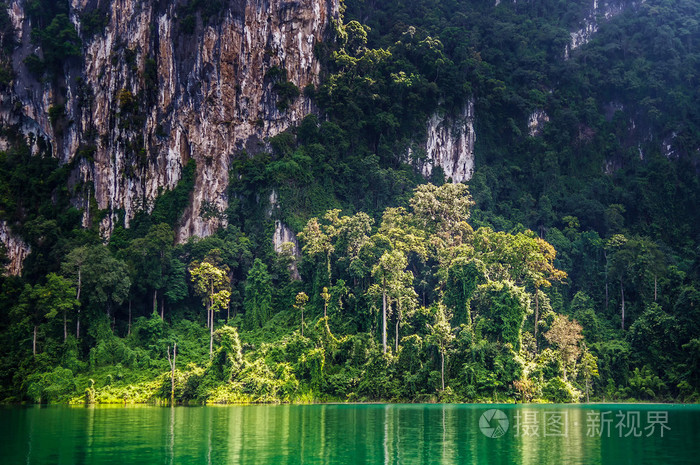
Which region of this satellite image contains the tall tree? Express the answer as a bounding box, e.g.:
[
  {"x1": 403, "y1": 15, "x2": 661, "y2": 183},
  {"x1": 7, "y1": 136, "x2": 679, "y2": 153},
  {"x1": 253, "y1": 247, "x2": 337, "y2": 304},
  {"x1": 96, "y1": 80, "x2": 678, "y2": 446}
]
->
[
  {"x1": 61, "y1": 246, "x2": 88, "y2": 338},
  {"x1": 607, "y1": 234, "x2": 631, "y2": 330},
  {"x1": 294, "y1": 291, "x2": 309, "y2": 336},
  {"x1": 370, "y1": 250, "x2": 408, "y2": 353},
  {"x1": 243, "y1": 259, "x2": 272, "y2": 329},
  {"x1": 409, "y1": 182, "x2": 474, "y2": 254},
  {"x1": 545, "y1": 315, "x2": 584, "y2": 382},
  {"x1": 390, "y1": 270, "x2": 417, "y2": 352},
  {"x1": 444, "y1": 258, "x2": 483, "y2": 327},
  {"x1": 125, "y1": 224, "x2": 174, "y2": 318},
  {"x1": 299, "y1": 216, "x2": 335, "y2": 284},
  {"x1": 190, "y1": 260, "x2": 231, "y2": 357},
  {"x1": 335, "y1": 211, "x2": 374, "y2": 285},
  {"x1": 428, "y1": 304, "x2": 454, "y2": 392},
  {"x1": 164, "y1": 258, "x2": 188, "y2": 313},
  {"x1": 166, "y1": 342, "x2": 177, "y2": 403},
  {"x1": 36, "y1": 273, "x2": 79, "y2": 343},
  {"x1": 76, "y1": 246, "x2": 131, "y2": 323},
  {"x1": 580, "y1": 348, "x2": 599, "y2": 403},
  {"x1": 320, "y1": 286, "x2": 331, "y2": 319}
]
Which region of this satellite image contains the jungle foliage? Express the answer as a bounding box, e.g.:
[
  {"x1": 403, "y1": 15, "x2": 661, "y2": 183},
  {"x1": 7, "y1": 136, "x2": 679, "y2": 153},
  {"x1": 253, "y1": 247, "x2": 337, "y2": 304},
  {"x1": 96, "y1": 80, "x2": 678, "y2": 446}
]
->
[{"x1": 0, "y1": 0, "x2": 699, "y2": 403}]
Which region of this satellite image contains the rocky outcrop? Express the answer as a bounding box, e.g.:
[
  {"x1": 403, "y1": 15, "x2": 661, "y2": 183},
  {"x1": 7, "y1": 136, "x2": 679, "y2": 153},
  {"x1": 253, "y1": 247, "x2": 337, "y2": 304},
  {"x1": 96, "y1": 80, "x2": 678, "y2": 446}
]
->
[
  {"x1": 268, "y1": 189, "x2": 299, "y2": 256},
  {"x1": 565, "y1": 0, "x2": 630, "y2": 58},
  {"x1": 528, "y1": 109, "x2": 549, "y2": 137},
  {"x1": 0, "y1": 221, "x2": 30, "y2": 276},
  {"x1": 2, "y1": 0, "x2": 340, "y2": 245},
  {"x1": 273, "y1": 220, "x2": 299, "y2": 255},
  {"x1": 412, "y1": 99, "x2": 476, "y2": 184}
]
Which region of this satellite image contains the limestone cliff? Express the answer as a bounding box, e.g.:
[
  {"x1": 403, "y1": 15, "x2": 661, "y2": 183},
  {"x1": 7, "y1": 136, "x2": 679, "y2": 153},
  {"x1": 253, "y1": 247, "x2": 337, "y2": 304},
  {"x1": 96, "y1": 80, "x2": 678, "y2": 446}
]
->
[
  {"x1": 565, "y1": 0, "x2": 632, "y2": 58},
  {"x1": 0, "y1": 220, "x2": 30, "y2": 276},
  {"x1": 411, "y1": 99, "x2": 476, "y2": 184},
  {"x1": 1, "y1": 0, "x2": 339, "y2": 247}
]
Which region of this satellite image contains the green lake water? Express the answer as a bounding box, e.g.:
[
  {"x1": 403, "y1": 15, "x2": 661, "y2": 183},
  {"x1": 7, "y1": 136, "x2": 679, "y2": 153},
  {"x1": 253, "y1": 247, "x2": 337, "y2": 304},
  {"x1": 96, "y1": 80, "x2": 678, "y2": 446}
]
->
[{"x1": 1, "y1": 403, "x2": 699, "y2": 464}]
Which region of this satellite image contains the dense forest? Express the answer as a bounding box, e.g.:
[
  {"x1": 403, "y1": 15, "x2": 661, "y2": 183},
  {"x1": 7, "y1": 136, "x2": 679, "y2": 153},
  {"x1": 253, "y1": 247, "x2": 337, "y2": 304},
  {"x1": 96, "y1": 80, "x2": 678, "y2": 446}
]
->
[{"x1": 0, "y1": 0, "x2": 699, "y2": 404}]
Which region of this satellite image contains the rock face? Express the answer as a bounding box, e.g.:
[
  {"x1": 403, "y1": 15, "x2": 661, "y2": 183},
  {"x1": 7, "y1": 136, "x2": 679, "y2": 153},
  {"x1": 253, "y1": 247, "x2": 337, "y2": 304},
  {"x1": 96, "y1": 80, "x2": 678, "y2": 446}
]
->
[
  {"x1": 268, "y1": 189, "x2": 299, "y2": 256},
  {"x1": 2, "y1": 0, "x2": 339, "y2": 245},
  {"x1": 565, "y1": 0, "x2": 629, "y2": 58},
  {"x1": 528, "y1": 109, "x2": 549, "y2": 137},
  {"x1": 414, "y1": 99, "x2": 476, "y2": 184},
  {"x1": 273, "y1": 220, "x2": 299, "y2": 254},
  {"x1": 0, "y1": 221, "x2": 30, "y2": 276}
]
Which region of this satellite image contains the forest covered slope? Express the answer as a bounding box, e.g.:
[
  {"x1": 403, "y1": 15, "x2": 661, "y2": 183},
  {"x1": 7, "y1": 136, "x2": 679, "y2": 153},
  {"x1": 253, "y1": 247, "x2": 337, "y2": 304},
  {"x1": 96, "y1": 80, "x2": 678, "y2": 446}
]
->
[{"x1": 0, "y1": 0, "x2": 698, "y2": 404}]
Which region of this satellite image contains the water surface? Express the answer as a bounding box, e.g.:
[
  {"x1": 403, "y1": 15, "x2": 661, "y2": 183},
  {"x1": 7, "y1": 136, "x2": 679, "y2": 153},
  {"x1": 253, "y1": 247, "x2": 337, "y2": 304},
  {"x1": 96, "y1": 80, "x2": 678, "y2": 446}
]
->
[{"x1": 1, "y1": 403, "x2": 698, "y2": 464}]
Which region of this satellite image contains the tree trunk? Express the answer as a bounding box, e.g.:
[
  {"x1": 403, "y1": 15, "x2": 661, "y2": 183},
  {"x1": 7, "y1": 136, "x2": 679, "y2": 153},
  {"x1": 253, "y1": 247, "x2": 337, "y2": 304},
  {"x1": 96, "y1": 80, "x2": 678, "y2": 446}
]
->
[
  {"x1": 326, "y1": 251, "x2": 332, "y2": 283},
  {"x1": 620, "y1": 279, "x2": 625, "y2": 330},
  {"x1": 440, "y1": 351, "x2": 445, "y2": 391},
  {"x1": 382, "y1": 284, "x2": 387, "y2": 354},
  {"x1": 209, "y1": 280, "x2": 213, "y2": 330},
  {"x1": 76, "y1": 269, "x2": 82, "y2": 339},
  {"x1": 654, "y1": 275, "x2": 658, "y2": 302},
  {"x1": 128, "y1": 299, "x2": 132, "y2": 336},
  {"x1": 395, "y1": 299, "x2": 402, "y2": 353},
  {"x1": 604, "y1": 251, "x2": 609, "y2": 313},
  {"x1": 161, "y1": 296, "x2": 164, "y2": 320},
  {"x1": 534, "y1": 287, "x2": 539, "y2": 352},
  {"x1": 33, "y1": 325, "x2": 37, "y2": 356},
  {"x1": 395, "y1": 316, "x2": 399, "y2": 353},
  {"x1": 207, "y1": 302, "x2": 213, "y2": 357},
  {"x1": 172, "y1": 344, "x2": 176, "y2": 402},
  {"x1": 63, "y1": 310, "x2": 67, "y2": 342},
  {"x1": 585, "y1": 377, "x2": 590, "y2": 403},
  {"x1": 153, "y1": 289, "x2": 158, "y2": 318},
  {"x1": 167, "y1": 343, "x2": 177, "y2": 404}
]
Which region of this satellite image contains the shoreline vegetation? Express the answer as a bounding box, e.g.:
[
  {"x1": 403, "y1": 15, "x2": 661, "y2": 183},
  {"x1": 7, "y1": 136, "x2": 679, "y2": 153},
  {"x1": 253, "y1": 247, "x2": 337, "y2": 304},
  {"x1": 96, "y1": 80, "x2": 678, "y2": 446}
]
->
[
  {"x1": 3, "y1": 183, "x2": 699, "y2": 406},
  {"x1": 2, "y1": 1, "x2": 700, "y2": 407}
]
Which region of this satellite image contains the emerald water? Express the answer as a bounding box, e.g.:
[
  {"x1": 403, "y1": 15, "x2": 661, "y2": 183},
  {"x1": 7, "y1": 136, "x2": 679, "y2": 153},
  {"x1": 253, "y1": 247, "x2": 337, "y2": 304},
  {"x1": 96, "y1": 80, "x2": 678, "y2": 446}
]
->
[{"x1": 1, "y1": 404, "x2": 699, "y2": 464}]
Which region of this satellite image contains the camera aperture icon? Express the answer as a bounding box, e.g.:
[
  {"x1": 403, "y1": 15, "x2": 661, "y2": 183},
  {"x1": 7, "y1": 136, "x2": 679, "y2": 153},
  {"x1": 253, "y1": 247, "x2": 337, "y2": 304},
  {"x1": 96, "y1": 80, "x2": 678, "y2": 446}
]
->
[{"x1": 479, "y1": 409, "x2": 509, "y2": 438}]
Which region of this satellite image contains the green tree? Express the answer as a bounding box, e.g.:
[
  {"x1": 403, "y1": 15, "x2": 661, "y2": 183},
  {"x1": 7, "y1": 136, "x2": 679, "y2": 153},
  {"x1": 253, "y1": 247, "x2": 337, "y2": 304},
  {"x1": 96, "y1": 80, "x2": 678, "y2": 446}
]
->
[
  {"x1": 243, "y1": 259, "x2": 272, "y2": 329},
  {"x1": 61, "y1": 246, "x2": 88, "y2": 338},
  {"x1": 299, "y1": 216, "x2": 335, "y2": 284},
  {"x1": 294, "y1": 292, "x2": 309, "y2": 336},
  {"x1": 190, "y1": 260, "x2": 231, "y2": 357},
  {"x1": 36, "y1": 273, "x2": 79, "y2": 343},
  {"x1": 388, "y1": 260, "x2": 417, "y2": 352},
  {"x1": 607, "y1": 234, "x2": 631, "y2": 330},
  {"x1": 444, "y1": 258, "x2": 483, "y2": 327},
  {"x1": 320, "y1": 286, "x2": 331, "y2": 318},
  {"x1": 125, "y1": 223, "x2": 174, "y2": 318},
  {"x1": 164, "y1": 258, "x2": 188, "y2": 311},
  {"x1": 212, "y1": 326, "x2": 243, "y2": 382},
  {"x1": 580, "y1": 348, "x2": 599, "y2": 403},
  {"x1": 335, "y1": 211, "x2": 374, "y2": 285},
  {"x1": 79, "y1": 246, "x2": 131, "y2": 321},
  {"x1": 475, "y1": 280, "x2": 530, "y2": 351},
  {"x1": 428, "y1": 304, "x2": 453, "y2": 392},
  {"x1": 409, "y1": 182, "x2": 474, "y2": 252},
  {"x1": 369, "y1": 250, "x2": 408, "y2": 353}
]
